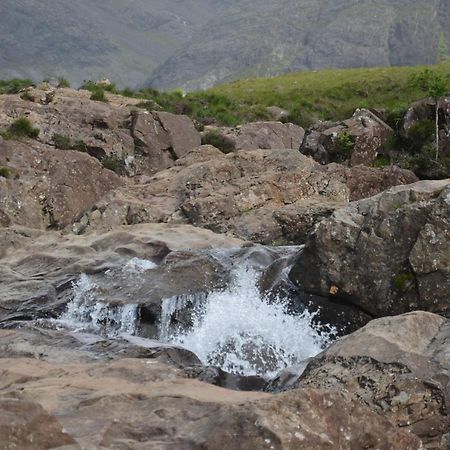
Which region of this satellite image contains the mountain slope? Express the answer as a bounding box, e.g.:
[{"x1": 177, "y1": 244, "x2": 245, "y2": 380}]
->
[
  {"x1": 149, "y1": 0, "x2": 450, "y2": 90},
  {"x1": 0, "y1": 0, "x2": 235, "y2": 88}
]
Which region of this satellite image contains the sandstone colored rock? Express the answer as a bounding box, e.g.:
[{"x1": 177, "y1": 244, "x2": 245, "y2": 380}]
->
[
  {"x1": 0, "y1": 327, "x2": 421, "y2": 450},
  {"x1": 297, "y1": 312, "x2": 450, "y2": 448},
  {"x1": 301, "y1": 109, "x2": 393, "y2": 166},
  {"x1": 289, "y1": 179, "x2": 450, "y2": 318},
  {"x1": 0, "y1": 87, "x2": 201, "y2": 176},
  {"x1": 0, "y1": 223, "x2": 245, "y2": 328},
  {"x1": 0, "y1": 397, "x2": 76, "y2": 450},
  {"x1": 208, "y1": 121, "x2": 305, "y2": 151},
  {"x1": 0, "y1": 139, "x2": 122, "y2": 229},
  {"x1": 131, "y1": 110, "x2": 201, "y2": 173},
  {"x1": 74, "y1": 147, "x2": 417, "y2": 244}
]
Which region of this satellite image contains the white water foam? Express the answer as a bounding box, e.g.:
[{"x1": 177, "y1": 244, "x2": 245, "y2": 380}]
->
[
  {"x1": 57, "y1": 267, "x2": 141, "y2": 337},
  {"x1": 160, "y1": 266, "x2": 334, "y2": 378}
]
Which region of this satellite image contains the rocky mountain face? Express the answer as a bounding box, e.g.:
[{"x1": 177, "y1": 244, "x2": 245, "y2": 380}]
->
[
  {"x1": 150, "y1": 0, "x2": 450, "y2": 90},
  {"x1": 0, "y1": 0, "x2": 236, "y2": 88},
  {"x1": 1, "y1": 0, "x2": 449, "y2": 90}
]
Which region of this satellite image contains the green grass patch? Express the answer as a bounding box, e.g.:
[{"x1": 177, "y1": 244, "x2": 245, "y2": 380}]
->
[
  {"x1": 0, "y1": 78, "x2": 34, "y2": 94},
  {"x1": 0, "y1": 166, "x2": 11, "y2": 178},
  {"x1": 52, "y1": 133, "x2": 72, "y2": 150},
  {"x1": 3, "y1": 118, "x2": 40, "y2": 139}
]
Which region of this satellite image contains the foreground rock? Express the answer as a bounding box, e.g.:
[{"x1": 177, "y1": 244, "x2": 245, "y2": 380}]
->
[
  {"x1": 73, "y1": 146, "x2": 417, "y2": 244},
  {"x1": 0, "y1": 139, "x2": 121, "y2": 229},
  {"x1": 0, "y1": 86, "x2": 201, "y2": 176},
  {"x1": 296, "y1": 312, "x2": 450, "y2": 449},
  {"x1": 0, "y1": 326, "x2": 422, "y2": 449},
  {"x1": 290, "y1": 179, "x2": 450, "y2": 322}
]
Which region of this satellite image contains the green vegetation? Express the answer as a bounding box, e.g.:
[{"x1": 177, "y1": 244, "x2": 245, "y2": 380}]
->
[
  {"x1": 90, "y1": 88, "x2": 107, "y2": 102},
  {"x1": 0, "y1": 166, "x2": 11, "y2": 178},
  {"x1": 20, "y1": 91, "x2": 34, "y2": 102},
  {"x1": 52, "y1": 134, "x2": 87, "y2": 152},
  {"x1": 0, "y1": 78, "x2": 33, "y2": 94},
  {"x1": 201, "y1": 130, "x2": 234, "y2": 153},
  {"x1": 101, "y1": 156, "x2": 124, "y2": 174},
  {"x1": 1, "y1": 118, "x2": 40, "y2": 140},
  {"x1": 57, "y1": 77, "x2": 70, "y2": 88},
  {"x1": 409, "y1": 69, "x2": 448, "y2": 160},
  {"x1": 52, "y1": 133, "x2": 72, "y2": 150},
  {"x1": 335, "y1": 131, "x2": 355, "y2": 162},
  {"x1": 393, "y1": 272, "x2": 415, "y2": 291}
]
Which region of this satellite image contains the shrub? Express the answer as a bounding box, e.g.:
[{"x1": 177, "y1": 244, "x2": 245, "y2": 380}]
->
[
  {"x1": 201, "y1": 130, "x2": 234, "y2": 153},
  {"x1": 0, "y1": 166, "x2": 11, "y2": 178},
  {"x1": 52, "y1": 133, "x2": 72, "y2": 150},
  {"x1": 90, "y1": 88, "x2": 107, "y2": 102},
  {"x1": 8, "y1": 118, "x2": 40, "y2": 139},
  {"x1": 72, "y1": 140, "x2": 87, "y2": 152},
  {"x1": 372, "y1": 154, "x2": 391, "y2": 168},
  {"x1": 334, "y1": 131, "x2": 355, "y2": 161},
  {"x1": 121, "y1": 88, "x2": 135, "y2": 97},
  {"x1": 101, "y1": 156, "x2": 124, "y2": 174},
  {"x1": 20, "y1": 91, "x2": 34, "y2": 102},
  {"x1": 57, "y1": 77, "x2": 70, "y2": 88}
]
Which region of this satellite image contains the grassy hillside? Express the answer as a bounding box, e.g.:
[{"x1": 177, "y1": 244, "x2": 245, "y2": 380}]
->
[{"x1": 135, "y1": 61, "x2": 450, "y2": 128}]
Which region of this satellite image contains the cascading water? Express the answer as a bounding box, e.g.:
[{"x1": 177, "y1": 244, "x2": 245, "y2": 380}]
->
[
  {"x1": 56, "y1": 257, "x2": 155, "y2": 336},
  {"x1": 159, "y1": 265, "x2": 334, "y2": 378}
]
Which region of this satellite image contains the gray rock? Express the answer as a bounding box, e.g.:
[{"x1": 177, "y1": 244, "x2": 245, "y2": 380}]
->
[{"x1": 290, "y1": 179, "x2": 450, "y2": 318}]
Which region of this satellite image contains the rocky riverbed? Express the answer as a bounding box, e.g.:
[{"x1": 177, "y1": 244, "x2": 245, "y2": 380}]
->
[{"x1": 0, "y1": 85, "x2": 449, "y2": 449}]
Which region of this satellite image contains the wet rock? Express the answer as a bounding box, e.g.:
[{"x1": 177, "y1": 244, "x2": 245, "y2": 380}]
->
[
  {"x1": 0, "y1": 224, "x2": 245, "y2": 327},
  {"x1": 297, "y1": 312, "x2": 450, "y2": 448},
  {"x1": 290, "y1": 179, "x2": 450, "y2": 318},
  {"x1": 0, "y1": 139, "x2": 121, "y2": 229}
]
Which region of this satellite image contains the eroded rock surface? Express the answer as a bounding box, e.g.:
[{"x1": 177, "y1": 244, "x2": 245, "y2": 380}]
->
[
  {"x1": 0, "y1": 223, "x2": 245, "y2": 330},
  {"x1": 73, "y1": 146, "x2": 417, "y2": 244},
  {"x1": 0, "y1": 326, "x2": 422, "y2": 450},
  {"x1": 0, "y1": 87, "x2": 201, "y2": 176},
  {"x1": 296, "y1": 312, "x2": 450, "y2": 449},
  {"x1": 207, "y1": 121, "x2": 305, "y2": 151},
  {"x1": 0, "y1": 139, "x2": 122, "y2": 229},
  {"x1": 301, "y1": 108, "x2": 393, "y2": 166},
  {"x1": 290, "y1": 179, "x2": 450, "y2": 318}
]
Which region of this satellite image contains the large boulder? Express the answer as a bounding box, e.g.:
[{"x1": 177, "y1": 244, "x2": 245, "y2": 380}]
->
[
  {"x1": 301, "y1": 109, "x2": 393, "y2": 166},
  {"x1": 131, "y1": 110, "x2": 201, "y2": 173},
  {"x1": 206, "y1": 121, "x2": 305, "y2": 151},
  {"x1": 289, "y1": 179, "x2": 450, "y2": 321},
  {"x1": 0, "y1": 87, "x2": 201, "y2": 176},
  {"x1": 296, "y1": 312, "x2": 450, "y2": 449},
  {"x1": 0, "y1": 139, "x2": 122, "y2": 229},
  {"x1": 73, "y1": 146, "x2": 417, "y2": 244}
]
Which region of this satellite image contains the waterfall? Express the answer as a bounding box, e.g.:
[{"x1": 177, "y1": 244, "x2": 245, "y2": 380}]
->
[
  {"x1": 159, "y1": 265, "x2": 334, "y2": 378},
  {"x1": 55, "y1": 256, "x2": 156, "y2": 337}
]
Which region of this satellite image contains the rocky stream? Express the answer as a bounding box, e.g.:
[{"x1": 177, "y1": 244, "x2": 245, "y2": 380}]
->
[{"x1": 0, "y1": 85, "x2": 449, "y2": 449}]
